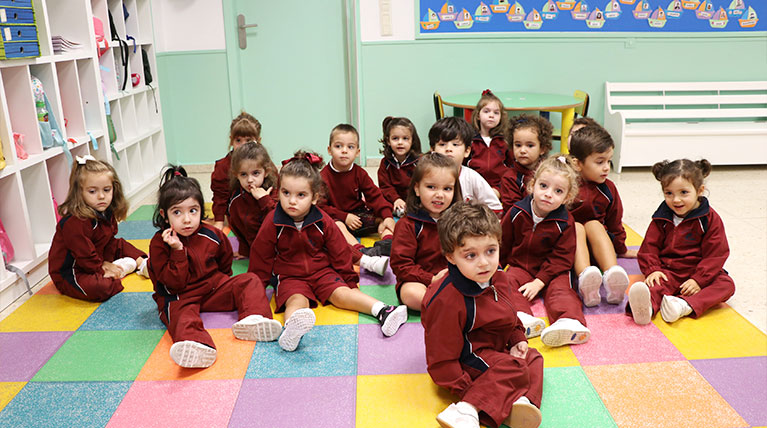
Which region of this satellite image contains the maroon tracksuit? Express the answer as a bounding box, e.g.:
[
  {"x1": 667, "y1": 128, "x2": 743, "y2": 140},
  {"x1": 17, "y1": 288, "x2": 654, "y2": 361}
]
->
[
  {"x1": 500, "y1": 160, "x2": 535, "y2": 215},
  {"x1": 634, "y1": 198, "x2": 735, "y2": 317},
  {"x1": 320, "y1": 163, "x2": 393, "y2": 222},
  {"x1": 377, "y1": 153, "x2": 418, "y2": 205},
  {"x1": 390, "y1": 210, "x2": 446, "y2": 299},
  {"x1": 501, "y1": 196, "x2": 585, "y2": 325},
  {"x1": 211, "y1": 152, "x2": 232, "y2": 223},
  {"x1": 422, "y1": 265, "x2": 544, "y2": 428},
  {"x1": 49, "y1": 211, "x2": 146, "y2": 302},
  {"x1": 227, "y1": 186, "x2": 277, "y2": 258},
  {"x1": 569, "y1": 178, "x2": 628, "y2": 255},
  {"x1": 467, "y1": 134, "x2": 514, "y2": 192},
  {"x1": 248, "y1": 204, "x2": 358, "y2": 312},
  {"x1": 148, "y1": 224, "x2": 272, "y2": 349}
]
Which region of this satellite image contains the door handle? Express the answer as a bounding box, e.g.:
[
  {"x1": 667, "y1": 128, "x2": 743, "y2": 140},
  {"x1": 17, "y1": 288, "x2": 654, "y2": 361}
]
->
[{"x1": 237, "y1": 14, "x2": 258, "y2": 49}]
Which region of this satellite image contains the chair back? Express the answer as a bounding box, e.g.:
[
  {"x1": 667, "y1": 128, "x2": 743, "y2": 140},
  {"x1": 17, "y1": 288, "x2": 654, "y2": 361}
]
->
[
  {"x1": 574, "y1": 90, "x2": 590, "y2": 117},
  {"x1": 433, "y1": 91, "x2": 445, "y2": 120}
]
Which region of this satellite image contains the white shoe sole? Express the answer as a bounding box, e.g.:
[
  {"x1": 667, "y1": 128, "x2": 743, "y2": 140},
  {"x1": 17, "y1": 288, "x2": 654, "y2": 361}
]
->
[
  {"x1": 232, "y1": 316, "x2": 282, "y2": 341},
  {"x1": 578, "y1": 267, "x2": 602, "y2": 307},
  {"x1": 278, "y1": 309, "x2": 315, "y2": 351},
  {"x1": 629, "y1": 282, "x2": 652, "y2": 325},
  {"x1": 505, "y1": 402, "x2": 542, "y2": 428},
  {"x1": 541, "y1": 323, "x2": 590, "y2": 347},
  {"x1": 169, "y1": 340, "x2": 217, "y2": 368},
  {"x1": 604, "y1": 267, "x2": 630, "y2": 304},
  {"x1": 381, "y1": 305, "x2": 408, "y2": 337},
  {"x1": 523, "y1": 317, "x2": 545, "y2": 339}
]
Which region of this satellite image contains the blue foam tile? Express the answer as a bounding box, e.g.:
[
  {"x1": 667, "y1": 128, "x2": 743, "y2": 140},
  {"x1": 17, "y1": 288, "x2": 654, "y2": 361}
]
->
[
  {"x1": 115, "y1": 220, "x2": 157, "y2": 240},
  {"x1": 0, "y1": 381, "x2": 131, "y2": 428},
  {"x1": 78, "y1": 292, "x2": 164, "y2": 331},
  {"x1": 245, "y1": 325, "x2": 357, "y2": 379}
]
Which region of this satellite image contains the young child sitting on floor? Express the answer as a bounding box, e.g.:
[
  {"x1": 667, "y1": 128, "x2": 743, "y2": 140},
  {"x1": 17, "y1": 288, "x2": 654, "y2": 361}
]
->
[{"x1": 377, "y1": 116, "x2": 422, "y2": 218}]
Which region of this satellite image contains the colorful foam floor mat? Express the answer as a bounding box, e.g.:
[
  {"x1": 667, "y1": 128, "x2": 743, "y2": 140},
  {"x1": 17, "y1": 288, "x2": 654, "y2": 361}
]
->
[{"x1": 0, "y1": 204, "x2": 765, "y2": 428}]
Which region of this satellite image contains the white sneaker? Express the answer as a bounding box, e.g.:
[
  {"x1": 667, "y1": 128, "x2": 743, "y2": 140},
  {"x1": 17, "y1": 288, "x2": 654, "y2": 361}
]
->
[
  {"x1": 541, "y1": 318, "x2": 590, "y2": 347},
  {"x1": 506, "y1": 396, "x2": 542, "y2": 428},
  {"x1": 112, "y1": 257, "x2": 137, "y2": 278},
  {"x1": 278, "y1": 308, "x2": 315, "y2": 352},
  {"x1": 660, "y1": 295, "x2": 692, "y2": 323},
  {"x1": 136, "y1": 258, "x2": 150, "y2": 278},
  {"x1": 232, "y1": 314, "x2": 282, "y2": 341},
  {"x1": 517, "y1": 311, "x2": 545, "y2": 339},
  {"x1": 578, "y1": 266, "x2": 602, "y2": 307},
  {"x1": 603, "y1": 265, "x2": 630, "y2": 304},
  {"x1": 436, "y1": 403, "x2": 480, "y2": 428},
  {"x1": 628, "y1": 281, "x2": 652, "y2": 325},
  {"x1": 393, "y1": 206, "x2": 405, "y2": 218},
  {"x1": 169, "y1": 340, "x2": 217, "y2": 368},
  {"x1": 360, "y1": 255, "x2": 389, "y2": 276}
]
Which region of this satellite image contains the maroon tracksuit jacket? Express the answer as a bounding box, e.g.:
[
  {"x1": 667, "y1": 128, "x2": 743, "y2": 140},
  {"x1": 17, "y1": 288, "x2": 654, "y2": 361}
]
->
[
  {"x1": 499, "y1": 160, "x2": 535, "y2": 215},
  {"x1": 319, "y1": 163, "x2": 393, "y2": 222},
  {"x1": 467, "y1": 134, "x2": 514, "y2": 192},
  {"x1": 569, "y1": 178, "x2": 628, "y2": 255},
  {"x1": 390, "y1": 210, "x2": 446, "y2": 295},
  {"x1": 377, "y1": 153, "x2": 418, "y2": 205},
  {"x1": 501, "y1": 196, "x2": 585, "y2": 324},
  {"x1": 422, "y1": 265, "x2": 544, "y2": 428},
  {"x1": 149, "y1": 223, "x2": 272, "y2": 349},
  {"x1": 49, "y1": 211, "x2": 146, "y2": 302},
  {"x1": 636, "y1": 198, "x2": 735, "y2": 317},
  {"x1": 211, "y1": 152, "x2": 232, "y2": 223},
  {"x1": 227, "y1": 186, "x2": 277, "y2": 258}
]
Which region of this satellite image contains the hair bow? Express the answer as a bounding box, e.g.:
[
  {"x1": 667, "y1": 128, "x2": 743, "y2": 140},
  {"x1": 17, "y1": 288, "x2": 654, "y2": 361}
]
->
[
  {"x1": 76, "y1": 155, "x2": 96, "y2": 165},
  {"x1": 282, "y1": 153, "x2": 322, "y2": 166},
  {"x1": 557, "y1": 156, "x2": 567, "y2": 164},
  {"x1": 174, "y1": 171, "x2": 182, "y2": 176},
  {"x1": 482, "y1": 89, "x2": 493, "y2": 96}
]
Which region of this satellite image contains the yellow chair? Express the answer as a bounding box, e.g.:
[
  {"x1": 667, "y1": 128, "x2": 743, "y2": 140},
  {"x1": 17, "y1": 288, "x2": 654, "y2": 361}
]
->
[
  {"x1": 433, "y1": 91, "x2": 445, "y2": 120},
  {"x1": 552, "y1": 90, "x2": 590, "y2": 141}
]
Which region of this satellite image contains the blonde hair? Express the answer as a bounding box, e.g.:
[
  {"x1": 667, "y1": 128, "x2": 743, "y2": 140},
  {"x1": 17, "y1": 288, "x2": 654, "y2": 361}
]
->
[
  {"x1": 526, "y1": 154, "x2": 580, "y2": 208},
  {"x1": 471, "y1": 91, "x2": 509, "y2": 138},
  {"x1": 59, "y1": 158, "x2": 128, "y2": 221},
  {"x1": 438, "y1": 201, "x2": 502, "y2": 255}
]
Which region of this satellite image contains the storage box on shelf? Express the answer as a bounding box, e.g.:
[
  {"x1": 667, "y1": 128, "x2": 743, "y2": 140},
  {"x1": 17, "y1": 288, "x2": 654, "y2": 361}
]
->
[
  {"x1": 0, "y1": 0, "x2": 41, "y2": 60},
  {"x1": 0, "y1": 0, "x2": 165, "y2": 311}
]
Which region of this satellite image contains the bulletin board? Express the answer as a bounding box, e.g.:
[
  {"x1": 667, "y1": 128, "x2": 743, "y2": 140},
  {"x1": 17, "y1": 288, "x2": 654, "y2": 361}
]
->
[{"x1": 417, "y1": 0, "x2": 766, "y2": 34}]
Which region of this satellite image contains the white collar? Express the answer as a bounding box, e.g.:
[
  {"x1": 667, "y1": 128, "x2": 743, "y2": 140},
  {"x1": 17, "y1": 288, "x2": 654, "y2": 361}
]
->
[{"x1": 329, "y1": 160, "x2": 354, "y2": 172}]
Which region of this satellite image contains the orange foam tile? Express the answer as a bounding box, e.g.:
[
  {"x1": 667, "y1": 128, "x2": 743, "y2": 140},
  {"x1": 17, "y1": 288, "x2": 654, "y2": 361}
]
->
[
  {"x1": 35, "y1": 281, "x2": 60, "y2": 295},
  {"x1": 0, "y1": 295, "x2": 99, "y2": 332},
  {"x1": 135, "y1": 329, "x2": 255, "y2": 381},
  {"x1": 653, "y1": 304, "x2": 767, "y2": 360},
  {"x1": 585, "y1": 361, "x2": 747, "y2": 428},
  {"x1": 268, "y1": 298, "x2": 359, "y2": 326},
  {"x1": 121, "y1": 274, "x2": 154, "y2": 293},
  {"x1": 356, "y1": 373, "x2": 454, "y2": 428},
  {"x1": 0, "y1": 382, "x2": 25, "y2": 411}
]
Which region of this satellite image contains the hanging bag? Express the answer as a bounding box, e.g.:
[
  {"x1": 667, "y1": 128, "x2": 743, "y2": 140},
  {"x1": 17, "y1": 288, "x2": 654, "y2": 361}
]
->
[
  {"x1": 0, "y1": 218, "x2": 31, "y2": 296},
  {"x1": 108, "y1": 10, "x2": 129, "y2": 91},
  {"x1": 31, "y1": 76, "x2": 72, "y2": 164}
]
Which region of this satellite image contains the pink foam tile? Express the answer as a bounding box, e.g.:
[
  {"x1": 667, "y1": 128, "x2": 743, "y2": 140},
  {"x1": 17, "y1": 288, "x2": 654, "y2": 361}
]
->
[
  {"x1": 106, "y1": 379, "x2": 241, "y2": 428},
  {"x1": 572, "y1": 313, "x2": 685, "y2": 366},
  {"x1": 530, "y1": 297, "x2": 546, "y2": 317}
]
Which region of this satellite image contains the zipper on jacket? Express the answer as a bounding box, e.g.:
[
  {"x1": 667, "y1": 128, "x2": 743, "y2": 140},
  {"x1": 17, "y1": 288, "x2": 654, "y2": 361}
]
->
[{"x1": 490, "y1": 284, "x2": 498, "y2": 301}]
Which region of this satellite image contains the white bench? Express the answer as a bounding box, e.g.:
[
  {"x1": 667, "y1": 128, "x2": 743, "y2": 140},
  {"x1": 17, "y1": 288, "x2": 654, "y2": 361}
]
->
[{"x1": 604, "y1": 81, "x2": 767, "y2": 172}]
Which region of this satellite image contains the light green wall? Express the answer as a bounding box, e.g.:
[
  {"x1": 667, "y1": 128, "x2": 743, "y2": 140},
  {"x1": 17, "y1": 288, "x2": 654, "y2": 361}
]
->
[{"x1": 157, "y1": 50, "x2": 232, "y2": 165}]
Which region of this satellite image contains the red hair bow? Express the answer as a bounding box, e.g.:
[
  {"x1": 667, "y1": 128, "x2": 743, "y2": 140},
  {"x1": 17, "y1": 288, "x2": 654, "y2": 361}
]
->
[
  {"x1": 482, "y1": 89, "x2": 493, "y2": 96},
  {"x1": 282, "y1": 153, "x2": 322, "y2": 166}
]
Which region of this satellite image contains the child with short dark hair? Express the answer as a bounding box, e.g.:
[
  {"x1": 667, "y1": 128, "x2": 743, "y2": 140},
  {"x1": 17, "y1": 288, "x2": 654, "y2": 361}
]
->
[
  {"x1": 423, "y1": 201, "x2": 543, "y2": 428},
  {"x1": 569, "y1": 125, "x2": 633, "y2": 308},
  {"x1": 429, "y1": 117, "x2": 503, "y2": 214},
  {"x1": 377, "y1": 116, "x2": 422, "y2": 217},
  {"x1": 467, "y1": 90, "x2": 513, "y2": 197},
  {"x1": 500, "y1": 114, "x2": 554, "y2": 214},
  {"x1": 149, "y1": 166, "x2": 280, "y2": 369}
]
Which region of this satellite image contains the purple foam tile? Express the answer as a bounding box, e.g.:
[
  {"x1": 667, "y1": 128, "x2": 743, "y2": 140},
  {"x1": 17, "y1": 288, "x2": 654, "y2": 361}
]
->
[
  {"x1": 572, "y1": 313, "x2": 685, "y2": 366},
  {"x1": 229, "y1": 377, "x2": 356, "y2": 428},
  {"x1": 228, "y1": 236, "x2": 239, "y2": 253},
  {"x1": 359, "y1": 265, "x2": 396, "y2": 286},
  {"x1": 691, "y1": 356, "x2": 767, "y2": 426},
  {"x1": 617, "y1": 257, "x2": 641, "y2": 275},
  {"x1": 0, "y1": 332, "x2": 72, "y2": 381},
  {"x1": 581, "y1": 287, "x2": 628, "y2": 315},
  {"x1": 357, "y1": 323, "x2": 427, "y2": 375},
  {"x1": 200, "y1": 311, "x2": 238, "y2": 329}
]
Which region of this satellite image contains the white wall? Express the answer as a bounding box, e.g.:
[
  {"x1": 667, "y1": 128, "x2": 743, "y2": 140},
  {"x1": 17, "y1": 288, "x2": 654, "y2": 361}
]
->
[
  {"x1": 359, "y1": 0, "x2": 415, "y2": 42},
  {"x1": 151, "y1": 0, "x2": 226, "y2": 52}
]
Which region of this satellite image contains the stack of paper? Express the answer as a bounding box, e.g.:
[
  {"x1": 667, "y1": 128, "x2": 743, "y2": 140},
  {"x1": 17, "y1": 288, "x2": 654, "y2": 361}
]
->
[{"x1": 51, "y1": 36, "x2": 82, "y2": 54}]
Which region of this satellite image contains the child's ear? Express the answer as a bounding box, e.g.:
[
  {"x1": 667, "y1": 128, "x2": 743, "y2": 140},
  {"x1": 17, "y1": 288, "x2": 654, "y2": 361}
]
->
[
  {"x1": 445, "y1": 252, "x2": 456, "y2": 265},
  {"x1": 311, "y1": 193, "x2": 320, "y2": 205},
  {"x1": 463, "y1": 145, "x2": 471, "y2": 158},
  {"x1": 698, "y1": 184, "x2": 705, "y2": 196},
  {"x1": 159, "y1": 208, "x2": 165, "y2": 218},
  {"x1": 571, "y1": 158, "x2": 582, "y2": 172}
]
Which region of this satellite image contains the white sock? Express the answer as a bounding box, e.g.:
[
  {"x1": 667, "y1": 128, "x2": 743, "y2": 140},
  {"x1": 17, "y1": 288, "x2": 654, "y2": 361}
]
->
[
  {"x1": 514, "y1": 396, "x2": 532, "y2": 405},
  {"x1": 516, "y1": 311, "x2": 536, "y2": 324},
  {"x1": 371, "y1": 301, "x2": 385, "y2": 317}
]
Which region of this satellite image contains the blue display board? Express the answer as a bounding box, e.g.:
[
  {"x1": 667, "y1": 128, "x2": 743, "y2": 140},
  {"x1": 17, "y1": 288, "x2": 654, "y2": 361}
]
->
[{"x1": 417, "y1": 0, "x2": 766, "y2": 33}]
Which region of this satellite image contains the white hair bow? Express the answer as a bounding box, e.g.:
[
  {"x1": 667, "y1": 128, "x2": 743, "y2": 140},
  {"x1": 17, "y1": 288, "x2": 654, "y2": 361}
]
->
[
  {"x1": 76, "y1": 155, "x2": 96, "y2": 165},
  {"x1": 557, "y1": 156, "x2": 567, "y2": 164}
]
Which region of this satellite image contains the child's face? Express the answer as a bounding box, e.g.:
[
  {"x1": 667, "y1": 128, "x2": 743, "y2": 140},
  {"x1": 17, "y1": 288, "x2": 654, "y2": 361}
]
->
[
  {"x1": 388, "y1": 126, "x2": 413, "y2": 161},
  {"x1": 532, "y1": 170, "x2": 569, "y2": 217},
  {"x1": 512, "y1": 128, "x2": 543, "y2": 169},
  {"x1": 478, "y1": 101, "x2": 501, "y2": 133},
  {"x1": 432, "y1": 138, "x2": 470, "y2": 167},
  {"x1": 236, "y1": 159, "x2": 265, "y2": 193},
  {"x1": 445, "y1": 235, "x2": 499, "y2": 284},
  {"x1": 81, "y1": 172, "x2": 113, "y2": 213},
  {"x1": 663, "y1": 176, "x2": 703, "y2": 218},
  {"x1": 575, "y1": 148, "x2": 613, "y2": 184},
  {"x1": 232, "y1": 135, "x2": 257, "y2": 151},
  {"x1": 328, "y1": 131, "x2": 360, "y2": 170},
  {"x1": 279, "y1": 176, "x2": 318, "y2": 222},
  {"x1": 164, "y1": 197, "x2": 201, "y2": 237},
  {"x1": 414, "y1": 167, "x2": 456, "y2": 218}
]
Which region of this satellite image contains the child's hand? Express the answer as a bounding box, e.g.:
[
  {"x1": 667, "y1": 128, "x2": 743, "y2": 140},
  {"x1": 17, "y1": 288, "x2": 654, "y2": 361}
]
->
[
  {"x1": 492, "y1": 188, "x2": 501, "y2": 199},
  {"x1": 102, "y1": 261, "x2": 122, "y2": 278},
  {"x1": 345, "y1": 214, "x2": 362, "y2": 230},
  {"x1": 680, "y1": 279, "x2": 701, "y2": 296},
  {"x1": 620, "y1": 249, "x2": 638, "y2": 258},
  {"x1": 213, "y1": 221, "x2": 225, "y2": 230},
  {"x1": 393, "y1": 199, "x2": 406, "y2": 214},
  {"x1": 432, "y1": 268, "x2": 449, "y2": 284},
  {"x1": 519, "y1": 278, "x2": 545, "y2": 301},
  {"x1": 645, "y1": 271, "x2": 667, "y2": 288},
  {"x1": 380, "y1": 217, "x2": 396, "y2": 234},
  {"x1": 162, "y1": 228, "x2": 184, "y2": 250},
  {"x1": 509, "y1": 341, "x2": 529, "y2": 359},
  {"x1": 251, "y1": 186, "x2": 273, "y2": 200}
]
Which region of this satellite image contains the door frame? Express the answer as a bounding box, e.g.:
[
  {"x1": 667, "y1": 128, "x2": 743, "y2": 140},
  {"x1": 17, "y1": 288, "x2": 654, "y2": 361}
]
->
[{"x1": 221, "y1": 0, "x2": 364, "y2": 162}]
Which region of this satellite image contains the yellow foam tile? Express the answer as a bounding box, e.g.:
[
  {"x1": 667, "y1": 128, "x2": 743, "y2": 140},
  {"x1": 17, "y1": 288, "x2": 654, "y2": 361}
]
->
[
  {"x1": 0, "y1": 382, "x2": 26, "y2": 411},
  {"x1": 624, "y1": 223, "x2": 643, "y2": 247},
  {"x1": 653, "y1": 304, "x2": 767, "y2": 360},
  {"x1": 525, "y1": 316, "x2": 580, "y2": 368},
  {"x1": 268, "y1": 297, "x2": 359, "y2": 326},
  {"x1": 204, "y1": 202, "x2": 214, "y2": 219},
  {"x1": 121, "y1": 273, "x2": 155, "y2": 293},
  {"x1": 356, "y1": 373, "x2": 454, "y2": 428},
  {"x1": 0, "y1": 295, "x2": 100, "y2": 332},
  {"x1": 359, "y1": 237, "x2": 377, "y2": 247},
  {"x1": 128, "y1": 239, "x2": 151, "y2": 255}
]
